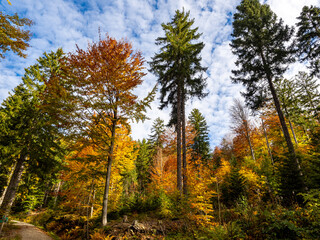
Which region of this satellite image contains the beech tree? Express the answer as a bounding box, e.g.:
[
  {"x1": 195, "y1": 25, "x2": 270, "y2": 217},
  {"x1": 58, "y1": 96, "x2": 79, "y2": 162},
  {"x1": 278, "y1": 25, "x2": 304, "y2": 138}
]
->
[
  {"x1": 230, "y1": 99, "x2": 256, "y2": 161},
  {"x1": 0, "y1": 12, "x2": 32, "y2": 60},
  {"x1": 150, "y1": 9, "x2": 207, "y2": 194},
  {"x1": 45, "y1": 35, "x2": 155, "y2": 226}
]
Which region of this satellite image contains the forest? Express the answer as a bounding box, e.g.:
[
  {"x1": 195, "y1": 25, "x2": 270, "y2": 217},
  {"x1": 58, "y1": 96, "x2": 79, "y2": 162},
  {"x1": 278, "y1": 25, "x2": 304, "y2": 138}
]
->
[{"x1": 0, "y1": 0, "x2": 320, "y2": 239}]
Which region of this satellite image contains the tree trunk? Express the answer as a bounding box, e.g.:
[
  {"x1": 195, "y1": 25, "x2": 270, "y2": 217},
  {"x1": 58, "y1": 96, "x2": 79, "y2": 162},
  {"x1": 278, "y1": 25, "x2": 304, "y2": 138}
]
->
[
  {"x1": 244, "y1": 121, "x2": 255, "y2": 161},
  {"x1": 182, "y1": 92, "x2": 187, "y2": 195},
  {"x1": 53, "y1": 181, "x2": 61, "y2": 208},
  {"x1": 0, "y1": 154, "x2": 25, "y2": 214},
  {"x1": 90, "y1": 189, "x2": 95, "y2": 218},
  {"x1": 288, "y1": 118, "x2": 298, "y2": 147},
  {"x1": 0, "y1": 161, "x2": 17, "y2": 207},
  {"x1": 176, "y1": 85, "x2": 182, "y2": 193},
  {"x1": 102, "y1": 118, "x2": 117, "y2": 226},
  {"x1": 40, "y1": 181, "x2": 50, "y2": 209}
]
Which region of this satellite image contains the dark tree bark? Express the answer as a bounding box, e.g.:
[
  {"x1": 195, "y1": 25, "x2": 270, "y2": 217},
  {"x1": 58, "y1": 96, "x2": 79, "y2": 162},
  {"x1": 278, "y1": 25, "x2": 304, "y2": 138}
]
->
[
  {"x1": 0, "y1": 154, "x2": 25, "y2": 214},
  {"x1": 182, "y1": 92, "x2": 187, "y2": 195},
  {"x1": 176, "y1": 85, "x2": 182, "y2": 193}
]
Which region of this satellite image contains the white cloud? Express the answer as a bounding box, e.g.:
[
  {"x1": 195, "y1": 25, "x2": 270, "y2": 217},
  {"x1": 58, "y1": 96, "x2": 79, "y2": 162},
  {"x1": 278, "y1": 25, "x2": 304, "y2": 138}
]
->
[{"x1": 0, "y1": 0, "x2": 316, "y2": 149}]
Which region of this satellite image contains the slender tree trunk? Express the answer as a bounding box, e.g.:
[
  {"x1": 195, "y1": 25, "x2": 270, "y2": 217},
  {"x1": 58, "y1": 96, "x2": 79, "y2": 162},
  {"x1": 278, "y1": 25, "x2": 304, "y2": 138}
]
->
[
  {"x1": 176, "y1": 85, "x2": 182, "y2": 193},
  {"x1": 261, "y1": 117, "x2": 274, "y2": 166},
  {"x1": 245, "y1": 131, "x2": 255, "y2": 161},
  {"x1": 0, "y1": 154, "x2": 25, "y2": 214},
  {"x1": 288, "y1": 118, "x2": 298, "y2": 147},
  {"x1": 86, "y1": 181, "x2": 94, "y2": 240},
  {"x1": 0, "y1": 161, "x2": 17, "y2": 206},
  {"x1": 216, "y1": 180, "x2": 222, "y2": 225},
  {"x1": 102, "y1": 117, "x2": 117, "y2": 226},
  {"x1": 53, "y1": 181, "x2": 61, "y2": 208},
  {"x1": 182, "y1": 92, "x2": 187, "y2": 195},
  {"x1": 90, "y1": 189, "x2": 95, "y2": 218},
  {"x1": 40, "y1": 181, "x2": 50, "y2": 209}
]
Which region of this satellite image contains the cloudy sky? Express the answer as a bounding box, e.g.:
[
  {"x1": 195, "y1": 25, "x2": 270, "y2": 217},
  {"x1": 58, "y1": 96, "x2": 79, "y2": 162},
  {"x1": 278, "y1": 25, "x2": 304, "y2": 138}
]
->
[{"x1": 0, "y1": 0, "x2": 318, "y2": 148}]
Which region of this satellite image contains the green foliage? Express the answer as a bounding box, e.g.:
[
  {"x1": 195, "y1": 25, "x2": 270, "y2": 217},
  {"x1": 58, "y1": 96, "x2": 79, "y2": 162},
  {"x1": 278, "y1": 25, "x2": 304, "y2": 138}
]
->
[
  {"x1": 188, "y1": 108, "x2": 211, "y2": 165},
  {"x1": 221, "y1": 168, "x2": 247, "y2": 206},
  {"x1": 231, "y1": 0, "x2": 295, "y2": 110},
  {"x1": 295, "y1": 71, "x2": 320, "y2": 123},
  {"x1": 148, "y1": 117, "x2": 165, "y2": 149},
  {"x1": 149, "y1": 9, "x2": 207, "y2": 125},
  {"x1": 135, "y1": 139, "x2": 152, "y2": 192},
  {"x1": 274, "y1": 153, "x2": 305, "y2": 205},
  {"x1": 296, "y1": 5, "x2": 320, "y2": 75}
]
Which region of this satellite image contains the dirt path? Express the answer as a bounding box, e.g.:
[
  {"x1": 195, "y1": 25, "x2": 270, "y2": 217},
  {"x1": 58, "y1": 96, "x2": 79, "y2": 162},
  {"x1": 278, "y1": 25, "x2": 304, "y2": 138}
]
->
[{"x1": 3, "y1": 220, "x2": 53, "y2": 240}]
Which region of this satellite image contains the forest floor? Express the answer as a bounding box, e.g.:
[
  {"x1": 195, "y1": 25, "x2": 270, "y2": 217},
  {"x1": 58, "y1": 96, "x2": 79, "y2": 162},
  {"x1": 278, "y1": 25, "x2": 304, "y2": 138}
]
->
[{"x1": 0, "y1": 220, "x2": 53, "y2": 240}]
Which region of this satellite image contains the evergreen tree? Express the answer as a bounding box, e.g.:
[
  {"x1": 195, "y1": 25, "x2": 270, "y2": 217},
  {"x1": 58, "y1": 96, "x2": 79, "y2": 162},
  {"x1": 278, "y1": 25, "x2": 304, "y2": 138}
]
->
[
  {"x1": 149, "y1": 9, "x2": 207, "y2": 194},
  {"x1": 295, "y1": 71, "x2": 320, "y2": 123},
  {"x1": 274, "y1": 78, "x2": 300, "y2": 145},
  {"x1": 148, "y1": 117, "x2": 165, "y2": 149},
  {"x1": 296, "y1": 5, "x2": 320, "y2": 76},
  {"x1": 221, "y1": 167, "x2": 247, "y2": 206},
  {"x1": 188, "y1": 108, "x2": 211, "y2": 165},
  {"x1": 135, "y1": 139, "x2": 152, "y2": 193},
  {"x1": 0, "y1": 50, "x2": 65, "y2": 220},
  {"x1": 0, "y1": 85, "x2": 62, "y2": 217},
  {"x1": 230, "y1": 0, "x2": 305, "y2": 194}
]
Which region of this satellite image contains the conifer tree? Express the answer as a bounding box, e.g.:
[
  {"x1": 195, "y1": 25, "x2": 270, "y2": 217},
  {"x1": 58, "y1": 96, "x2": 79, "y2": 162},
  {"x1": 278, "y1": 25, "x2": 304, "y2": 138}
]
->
[
  {"x1": 0, "y1": 85, "x2": 62, "y2": 219},
  {"x1": 274, "y1": 78, "x2": 300, "y2": 145},
  {"x1": 188, "y1": 108, "x2": 211, "y2": 165},
  {"x1": 296, "y1": 5, "x2": 320, "y2": 76},
  {"x1": 136, "y1": 139, "x2": 152, "y2": 193},
  {"x1": 0, "y1": 49, "x2": 64, "y2": 220},
  {"x1": 150, "y1": 9, "x2": 207, "y2": 194},
  {"x1": 148, "y1": 117, "x2": 165, "y2": 149},
  {"x1": 148, "y1": 118, "x2": 165, "y2": 172},
  {"x1": 295, "y1": 72, "x2": 320, "y2": 123},
  {"x1": 230, "y1": 0, "x2": 304, "y2": 192}
]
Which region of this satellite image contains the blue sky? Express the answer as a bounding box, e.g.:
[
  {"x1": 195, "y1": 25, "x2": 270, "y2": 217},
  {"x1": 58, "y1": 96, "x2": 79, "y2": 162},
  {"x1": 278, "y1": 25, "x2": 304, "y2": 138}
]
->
[{"x1": 0, "y1": 0, "x2": 318, "y2": 148}]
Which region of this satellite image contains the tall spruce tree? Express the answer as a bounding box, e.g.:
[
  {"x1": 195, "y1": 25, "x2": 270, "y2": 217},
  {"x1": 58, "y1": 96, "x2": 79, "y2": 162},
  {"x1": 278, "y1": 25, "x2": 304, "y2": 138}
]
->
[
  {"x1": 149, "y1": 9, "x2": 207, "y2": 194},
  {"x1": 188, "y1": 108, "x2": 211, "y2": 165},
  {"x1": 230, "y1": 0, "x2": 305, "y2": 199},
  {"x1": 296, "y1": 5, "x2": 320, "y2": 76}
]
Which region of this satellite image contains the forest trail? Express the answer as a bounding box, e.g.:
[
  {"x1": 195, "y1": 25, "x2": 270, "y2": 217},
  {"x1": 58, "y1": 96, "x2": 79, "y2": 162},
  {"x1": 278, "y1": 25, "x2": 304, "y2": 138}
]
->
[{"x1": 3, "y1": 220, "x2": 53, "y2": 240}]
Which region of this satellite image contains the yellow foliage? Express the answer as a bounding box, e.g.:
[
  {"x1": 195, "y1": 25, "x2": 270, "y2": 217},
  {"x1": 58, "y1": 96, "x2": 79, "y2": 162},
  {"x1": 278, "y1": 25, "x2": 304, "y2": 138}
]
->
[
  {"x1": 214, "y1": 158, "x2": 231, "y2": 180},
  {"x1": 188, "y1": 159, "x2": 217, "y2": 227}
]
